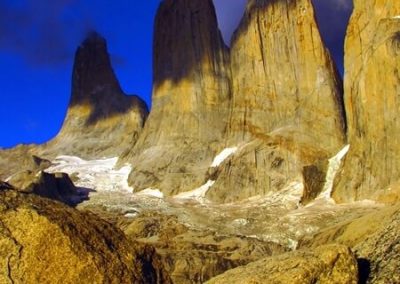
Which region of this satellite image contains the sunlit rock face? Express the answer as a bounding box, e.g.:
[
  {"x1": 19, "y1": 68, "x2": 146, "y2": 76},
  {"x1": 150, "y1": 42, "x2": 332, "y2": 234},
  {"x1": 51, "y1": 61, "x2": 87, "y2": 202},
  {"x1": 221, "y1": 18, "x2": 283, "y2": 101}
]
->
[
  {"x1": 48, "y1": 32, "x2": 148, "y2": 159},
  {"x1": 206, "y1": 244, "x2": 358, "y2": 284},
  {"x1": 123, "y1": 0, "x2": 231, "y2": 196},
  {"x1": 206, "y1": 0, "x2": 346, "y2": 202},
  {"x1": 228, "y1": 0, "x2": 346, "y2": 151},
  {"x1": 0, "y1": 188, "x2": 170, "y2": 283},
  {"x1": 333, "y1": 0, "x2": 400, "y2": 202}
]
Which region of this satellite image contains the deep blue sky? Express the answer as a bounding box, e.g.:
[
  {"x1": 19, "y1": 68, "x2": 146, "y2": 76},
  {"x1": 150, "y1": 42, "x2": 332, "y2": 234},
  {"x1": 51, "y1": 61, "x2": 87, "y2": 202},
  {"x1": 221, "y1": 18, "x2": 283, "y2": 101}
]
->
[{"x1": 0, "y1": 0, "x2": 352, "y2": 148}]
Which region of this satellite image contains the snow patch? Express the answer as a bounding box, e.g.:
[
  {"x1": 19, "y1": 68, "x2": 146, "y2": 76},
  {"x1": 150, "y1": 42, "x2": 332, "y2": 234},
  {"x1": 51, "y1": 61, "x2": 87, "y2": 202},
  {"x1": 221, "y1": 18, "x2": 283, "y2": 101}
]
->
[
  {"x1": 124, "y1": 212, "x2": 139, "y2": 218},
  {"x1": 136, "y1": 188, "x2": 164, "y2": 199},
  {"x1": 317, "y1": 145, "x2": 350, "y2": 202},
  {"x1": 393, "y1": 15, "x2": 400, "y2": 19},
  {"x1": 174, "y1": 180, "x2": 215, "y2": 200},
  {"x1": 211, "y1": 147, "x2": 238, "y2": 167},
  {"x1": 45, "y1": 155, "x2": 133, "y2": 192},
  {"x1": 287, "y1": 238, "x2": 299, "y2": 250}
]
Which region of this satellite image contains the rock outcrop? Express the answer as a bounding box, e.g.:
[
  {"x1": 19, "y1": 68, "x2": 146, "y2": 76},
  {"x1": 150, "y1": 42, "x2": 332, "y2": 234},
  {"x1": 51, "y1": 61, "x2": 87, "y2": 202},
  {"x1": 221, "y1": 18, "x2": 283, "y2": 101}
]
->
[
  {"x1": 354, "y1": 206, "x2": 400, "y2": 284},
  {"x1": 300, "y1": 205, "x2": 400, "y2": 283},
  {"x1": 0, "y1": 148, "x2": 50, "y2": 180},
  {"x1": 122, "y1": 212, "x2": 286, "y2": 284},
  {"x1": 46, "y1": 31, "x2": 148, "y2": 159},
  {"x1": 0, "y1": 187, "x2": 170, "y2": 283},
  {"x1": 8, "y1": 171, "x2": 86, "y2": 206},
  {"x1": 122, "y1": 0, "x2": 231, "y2": 196},
  {"x1": 205, "y1": 244, "x2": 358, "y2": 284},
  {"x1": 206, "y1": 0, "x2": 346, "y2": 202},
  {"x1": 333, "y1": 0, "x2": 400, "y2": 202}
]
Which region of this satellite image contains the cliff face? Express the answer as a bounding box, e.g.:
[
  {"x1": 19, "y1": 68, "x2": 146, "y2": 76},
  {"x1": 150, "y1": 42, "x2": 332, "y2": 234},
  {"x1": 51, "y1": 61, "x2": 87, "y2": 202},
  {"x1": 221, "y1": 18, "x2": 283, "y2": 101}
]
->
[
  {"x1": 333, "y1": 0, "x2": 400, "y2": 202},
  {"x1": 123, "y1": 0, "x2": 231, "y2": 195},
  {"x1": 228, "y1": 0, "x2": 346, "y2": 150},
  {"x1": 48, "y1": 32, "x2": 148, "y2": 159},
  {"x1": 206, "y1": 0, "x2": 346, "y2": 202}
]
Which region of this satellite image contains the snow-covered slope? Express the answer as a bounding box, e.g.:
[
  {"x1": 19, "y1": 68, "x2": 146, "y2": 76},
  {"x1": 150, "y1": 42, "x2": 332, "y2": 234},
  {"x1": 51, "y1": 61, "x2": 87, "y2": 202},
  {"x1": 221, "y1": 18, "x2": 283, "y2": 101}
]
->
[
  {"x1": 316, "y1": 145, "x2": 350, "y2": 202},
  {"x1": 46, "y1": 155, "x2": 133, "y2": 192}
]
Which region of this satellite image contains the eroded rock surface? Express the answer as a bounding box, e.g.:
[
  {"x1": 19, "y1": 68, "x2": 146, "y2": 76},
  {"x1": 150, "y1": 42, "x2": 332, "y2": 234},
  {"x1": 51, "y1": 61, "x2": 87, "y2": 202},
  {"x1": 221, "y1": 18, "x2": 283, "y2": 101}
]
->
[
  {"x1": 206, "y1": 244, "x2": 358, "y2": 284},
  {"x1": 0, "y1": 187, "x2": 170, "y2": 284},
  {"x1": 333, "y1": 0, "x2": 400, "y2": 202},
  {"x1": 122, "y1": 0, "x2": 231, "y2": 196}
]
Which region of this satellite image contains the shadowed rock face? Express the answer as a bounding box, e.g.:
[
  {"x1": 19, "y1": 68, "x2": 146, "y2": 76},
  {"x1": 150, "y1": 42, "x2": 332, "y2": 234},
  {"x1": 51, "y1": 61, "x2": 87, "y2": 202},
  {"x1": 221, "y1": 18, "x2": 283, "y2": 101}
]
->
[
  {"x1": 0, "y1": 32, "x2": 148, "y2": 180},
  {"x1": 123, "y1": 0, "x2": 231, "y2": 196},
  {"x1": 333, "y1": 0, "x2": 400, "y2": 202},
  {"x1": 7, "y1": 171, "x2": 83, "y2": 206},
  {"x1": 47, "y1": 31, "x2": 148, "y2": 159},
  {"x1": 206, "y1": 0, "x2": 346, "y2": 203}
]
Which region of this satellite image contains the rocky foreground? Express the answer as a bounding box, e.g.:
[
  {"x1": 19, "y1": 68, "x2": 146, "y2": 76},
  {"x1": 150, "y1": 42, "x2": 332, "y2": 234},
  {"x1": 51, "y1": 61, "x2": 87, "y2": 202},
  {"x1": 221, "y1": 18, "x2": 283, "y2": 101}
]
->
[
  {"x1": 1, "y1": 168, "x2": 399, "y2": 283},
  {"x1": 1, "y1": 0, "x2": 400, "y2": 283},
  {"x1": 0, "y1": 152, "x2": 398, "y2": 283}
]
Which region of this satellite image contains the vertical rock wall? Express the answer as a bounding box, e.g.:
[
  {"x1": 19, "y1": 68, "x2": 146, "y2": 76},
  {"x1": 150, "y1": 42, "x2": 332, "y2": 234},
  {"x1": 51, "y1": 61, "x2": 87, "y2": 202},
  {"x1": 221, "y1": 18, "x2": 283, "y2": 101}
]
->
[
  {"x1": 206, "y1": 0, "x2": 346, "y2": 202},
  {"x1": 333, "y1": 0, "x2": 400, "y2": 202},
  {"x1": 124, "y1": 0, "x2": 231, "y2": 195}
]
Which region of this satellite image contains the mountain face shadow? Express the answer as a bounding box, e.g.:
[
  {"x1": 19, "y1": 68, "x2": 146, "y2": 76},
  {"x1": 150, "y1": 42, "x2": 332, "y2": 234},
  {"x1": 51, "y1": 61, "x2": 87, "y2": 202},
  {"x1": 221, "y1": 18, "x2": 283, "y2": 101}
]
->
[
  {"x1": 152, "y1": 0, "x2": 229, "y2": 90},
  {"x1": 77, "y1": 94, "x2": 148, "y2": 127},
  {"x1": 67, "y1": 186, "x2": 96, "y2": 207},
  {"x1": 68, "y1": 31, "x2": 148, "y2": 127}
]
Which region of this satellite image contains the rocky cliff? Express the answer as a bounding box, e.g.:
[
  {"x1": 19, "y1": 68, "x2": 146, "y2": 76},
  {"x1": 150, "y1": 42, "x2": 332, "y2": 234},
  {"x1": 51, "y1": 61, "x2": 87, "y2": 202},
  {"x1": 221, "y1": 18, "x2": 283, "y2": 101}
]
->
[
  {"x1": 206, "y1": 0, "x2": 346, "y2": 202},
  {"x1": 122, "y1": 0, "x2": 231, "y2": 195},
  {"x1": 47, "y1": 31, "x2": 148, "y2": 159},
  {"x1": 333, "y1": 0, "x2": 400, "y2": 202}
]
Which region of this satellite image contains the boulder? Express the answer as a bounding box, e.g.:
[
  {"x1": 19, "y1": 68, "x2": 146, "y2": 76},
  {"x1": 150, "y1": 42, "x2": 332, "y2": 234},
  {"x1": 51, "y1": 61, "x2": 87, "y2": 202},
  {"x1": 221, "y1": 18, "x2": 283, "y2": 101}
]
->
[
  {"x1": 8, "y1": 171, "x2": 85, "y2": 206},
  {"x1": 0, "y1": 188, "x2": 170, "y2": 283},
  {"x1": 206, "y1": 244, "x2": 358, "y2": 284}
]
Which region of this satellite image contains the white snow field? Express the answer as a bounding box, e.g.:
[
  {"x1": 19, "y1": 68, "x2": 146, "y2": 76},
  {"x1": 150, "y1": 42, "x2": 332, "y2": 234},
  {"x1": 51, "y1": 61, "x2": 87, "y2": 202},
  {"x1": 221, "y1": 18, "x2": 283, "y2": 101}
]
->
[
  {"x1": 43, "y1": 151, "x2": 380, "y2": 250},
  {"x1": 46, "y1": 155, "x2": 133, "y2": 192}
]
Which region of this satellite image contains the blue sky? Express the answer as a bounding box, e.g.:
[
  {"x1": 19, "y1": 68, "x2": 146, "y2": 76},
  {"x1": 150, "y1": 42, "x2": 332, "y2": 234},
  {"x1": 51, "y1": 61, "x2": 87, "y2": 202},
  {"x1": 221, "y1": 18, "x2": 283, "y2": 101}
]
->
[{"x1": 0, "y1": 0, "x2": 351, "y2": 148}]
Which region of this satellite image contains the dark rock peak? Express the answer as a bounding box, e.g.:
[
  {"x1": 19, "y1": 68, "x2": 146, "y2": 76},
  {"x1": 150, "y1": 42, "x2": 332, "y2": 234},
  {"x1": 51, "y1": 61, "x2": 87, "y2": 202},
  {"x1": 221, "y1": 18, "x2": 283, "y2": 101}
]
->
[
  {"x1": 154, "y1": 0, "x2": 229, "y2": 87},
  {"x1": 81, "y1": 30, "x2": 106, "y2": 47},
  {"x1": 66, "y1": 31, "x2": 148, "y2": 126},
  {"x1": 71, "y1": 31, "x2": 123, "y2": 106}
]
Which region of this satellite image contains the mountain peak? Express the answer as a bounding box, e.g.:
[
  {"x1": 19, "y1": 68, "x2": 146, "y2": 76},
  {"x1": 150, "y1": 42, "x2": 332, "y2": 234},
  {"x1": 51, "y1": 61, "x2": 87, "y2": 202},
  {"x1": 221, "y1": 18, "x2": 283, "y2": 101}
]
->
[
  {"x1": 82, "y1": 30, "x2": 106, "y2": 45},
  {"x1": 71, "y1": 31, "x2": 122, "y2": 106}
]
